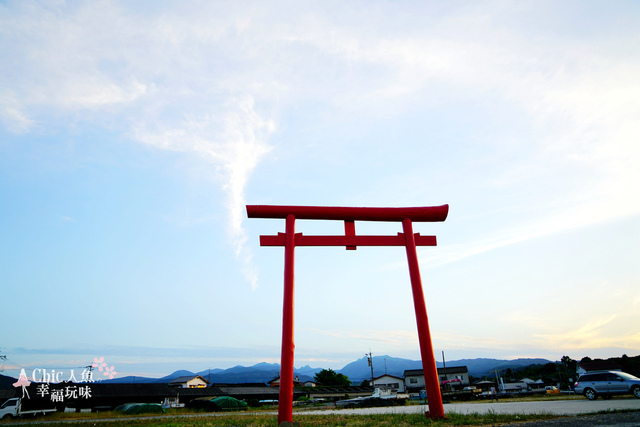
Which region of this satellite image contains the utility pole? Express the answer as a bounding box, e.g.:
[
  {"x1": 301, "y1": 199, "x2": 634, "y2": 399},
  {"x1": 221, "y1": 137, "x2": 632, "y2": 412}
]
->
[
  {"x1": 366, "y1": 350, "x2": 374, "y2": 387},
  {"x1": 442, "y1": 351, "x2": 447, "y2": 381},
  {"x1": 493, "y1": 367, "x2": 502, "y2": 392}
]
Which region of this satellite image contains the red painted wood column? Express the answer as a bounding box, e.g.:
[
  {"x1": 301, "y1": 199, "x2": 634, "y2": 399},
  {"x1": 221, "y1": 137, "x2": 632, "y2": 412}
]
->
[
  {"x1": 278, "y1": 214, "x2": 296, "y2": 425},
  {"x1": 402, "y1": 218, "x2": 445, "y2": 419}
]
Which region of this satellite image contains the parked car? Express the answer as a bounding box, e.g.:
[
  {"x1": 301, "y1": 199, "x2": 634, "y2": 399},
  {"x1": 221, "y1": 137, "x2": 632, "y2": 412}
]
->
[
  {"x1": 574, "y1": 371, "x2": 640, "y2": 400},
  {"x1": 545, "y1": 386, "x2": 561, "y2": 395}
]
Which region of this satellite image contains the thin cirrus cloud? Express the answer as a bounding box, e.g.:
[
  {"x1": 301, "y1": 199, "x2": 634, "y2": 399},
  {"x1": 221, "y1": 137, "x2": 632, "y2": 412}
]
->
[
  {"x1": 132, "y1": 97, "x2": 274, "y2": 288},
  {"x1": 1, "y1": 2, "x2": 638, "y2": 288},
  {"x1": 0, "y1": 3, "x2": 276, "y2": 287},
  {"x1": 532, "y1": 315, "x2": 622, "y2": 350}
]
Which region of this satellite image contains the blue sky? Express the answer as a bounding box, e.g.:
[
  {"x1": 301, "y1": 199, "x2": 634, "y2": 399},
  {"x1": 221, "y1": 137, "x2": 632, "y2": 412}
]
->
[{"x1": 1, "y1": 0, "x2": 639, "y2": 379}]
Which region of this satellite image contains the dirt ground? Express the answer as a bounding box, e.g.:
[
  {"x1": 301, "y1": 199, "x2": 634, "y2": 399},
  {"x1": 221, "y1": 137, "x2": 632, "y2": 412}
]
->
[{"x1": 502, "y1": 410, "x2": 640, "y2": 426}]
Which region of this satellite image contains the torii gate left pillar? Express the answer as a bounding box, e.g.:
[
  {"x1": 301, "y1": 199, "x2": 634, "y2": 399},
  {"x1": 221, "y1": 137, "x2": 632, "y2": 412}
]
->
[{"x1": 247, "y1": 205, "x2": 449, "y2": 424}]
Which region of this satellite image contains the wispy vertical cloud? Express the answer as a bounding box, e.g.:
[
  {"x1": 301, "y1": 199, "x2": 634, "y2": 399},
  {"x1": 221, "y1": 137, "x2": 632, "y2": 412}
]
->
[
  {"x1": 0, "y1": 2, "x2": 279, "y2": 288},
  {"x1": 133, "y1": 96, "x2": 274, "y2": 289}
]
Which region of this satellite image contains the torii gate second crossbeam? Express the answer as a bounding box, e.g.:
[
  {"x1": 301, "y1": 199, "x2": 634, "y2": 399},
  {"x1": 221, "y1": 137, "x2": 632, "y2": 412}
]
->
[{"x1": 246, "y1": 204, "x2": 449, "y2": 424}]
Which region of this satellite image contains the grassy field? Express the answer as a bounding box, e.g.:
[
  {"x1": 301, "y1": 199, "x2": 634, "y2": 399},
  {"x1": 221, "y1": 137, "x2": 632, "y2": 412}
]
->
[{"x1": 0, "y1": 409, "x2": 569, "y2": 426}]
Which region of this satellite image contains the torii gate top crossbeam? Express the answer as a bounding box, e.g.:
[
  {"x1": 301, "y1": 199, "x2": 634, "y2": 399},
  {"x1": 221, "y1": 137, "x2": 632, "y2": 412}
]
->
[{"x1": 246, "y1": 204, "x2": 449, "y2": 222}]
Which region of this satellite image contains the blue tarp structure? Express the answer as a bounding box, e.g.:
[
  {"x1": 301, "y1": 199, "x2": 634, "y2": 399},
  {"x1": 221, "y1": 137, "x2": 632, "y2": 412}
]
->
[{"x1": 114, "y1": 403, "x2": 165, "y2": 414}]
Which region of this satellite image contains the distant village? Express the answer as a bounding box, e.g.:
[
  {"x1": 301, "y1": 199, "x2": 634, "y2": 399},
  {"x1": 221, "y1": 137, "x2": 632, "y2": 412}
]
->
[{"x1": 2, "y1": 355, "x2": 638, "y2": 413}]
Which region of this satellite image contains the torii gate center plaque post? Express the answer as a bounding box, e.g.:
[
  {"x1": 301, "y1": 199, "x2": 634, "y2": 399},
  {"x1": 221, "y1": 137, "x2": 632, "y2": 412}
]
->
[{"x1": 246, "y1": 204, "x2": 449, "y2": 423}]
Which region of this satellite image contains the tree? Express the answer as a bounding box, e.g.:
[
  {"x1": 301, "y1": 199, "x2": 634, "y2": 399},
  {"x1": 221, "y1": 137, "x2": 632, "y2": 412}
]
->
[
  {"x1": 541, "y1": 362, "x2": 556, "y2": 374},
  {"x1": 313, "y1": 368, "x2": 351, "y2": 386},
  {"x1": 560, "y1": 356, "x2": 577, "y2": 373},
  {"x1": 506, "y1": 368, "x2": 513, "y2": 381}
]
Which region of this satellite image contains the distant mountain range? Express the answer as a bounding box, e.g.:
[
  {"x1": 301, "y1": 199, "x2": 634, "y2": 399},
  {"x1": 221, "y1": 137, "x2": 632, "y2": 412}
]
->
[
  {"x1": 109, "y1": 362, "x2": 320, "y2": 385},
  {"x1": 338, "y1": 355, "x2": 551, "y2": 383},
  {"x1": 0, "y1": 356, "x2": 552, "y2": 388},
  {"x1": 104, "y1": 356, "x2": 551, "y2": 385}
]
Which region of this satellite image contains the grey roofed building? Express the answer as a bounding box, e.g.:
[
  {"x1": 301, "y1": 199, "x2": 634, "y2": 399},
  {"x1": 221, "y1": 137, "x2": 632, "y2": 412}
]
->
[{"x1": 438, "y1": 366, "x2": 469, "y2": 375}]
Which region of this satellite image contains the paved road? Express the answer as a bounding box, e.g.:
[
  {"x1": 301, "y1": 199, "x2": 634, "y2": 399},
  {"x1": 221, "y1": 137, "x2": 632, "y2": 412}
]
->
[{"x1": 295, "y1": 396, "x2": 640, "y2": 416}]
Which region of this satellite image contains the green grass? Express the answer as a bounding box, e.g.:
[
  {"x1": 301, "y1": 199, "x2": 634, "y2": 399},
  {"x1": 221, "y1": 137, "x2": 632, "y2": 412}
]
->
[{"x1": 2, "y1": 410, "x2": 567, "y2": 426}]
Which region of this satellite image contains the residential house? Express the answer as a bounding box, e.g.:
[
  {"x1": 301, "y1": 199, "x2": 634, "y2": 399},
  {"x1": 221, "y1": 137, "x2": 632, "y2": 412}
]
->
[
  {"x1": 438, "y1": 366, "x2": 470, "y2": 388},
  {"x1": 404, "y1": 369, "x2": 426, "y2": 393},
  {"x1": 371, "y1": 374, "x2": 405, "y2": 392},
  {"x1": 168, "y1": 375, "x2": 209, "y2": 388},
  {"x1": 267, "y1": 375, "x2": 304, "y2": 387}
]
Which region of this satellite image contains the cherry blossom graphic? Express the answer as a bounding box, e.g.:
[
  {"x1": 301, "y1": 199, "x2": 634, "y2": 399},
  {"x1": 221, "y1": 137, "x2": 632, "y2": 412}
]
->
[
  {"x1": 92, "y1": 356, "x2": 117, "y2": 379},
  {"x1": 103, "y1": 365, "x2": 117, "y2": 379},
  {"x1": 92, "y1": 356, "x2": 107, "y2": 372}
]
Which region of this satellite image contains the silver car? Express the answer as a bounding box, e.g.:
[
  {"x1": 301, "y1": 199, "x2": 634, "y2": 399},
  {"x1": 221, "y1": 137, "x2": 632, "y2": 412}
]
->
[{"x1": 574, "y1": 371, "x2": 640, "y2": 400}]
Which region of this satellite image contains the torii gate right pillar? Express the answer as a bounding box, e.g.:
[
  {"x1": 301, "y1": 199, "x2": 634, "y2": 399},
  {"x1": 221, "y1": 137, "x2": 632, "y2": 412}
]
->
[{"x1": 403, "y1": 218, "x2": 444, "y2": 419}]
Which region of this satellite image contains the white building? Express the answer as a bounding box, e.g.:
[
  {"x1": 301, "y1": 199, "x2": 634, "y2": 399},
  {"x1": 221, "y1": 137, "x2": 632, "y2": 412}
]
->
[
  {"x1": 168, "y1": 375, "x2": 209, "y2": 388},
  {"x1": 404, "y1": 369, "x2": 426, "y2": 393},
  {"x1": 371, "y1": 374, "x2": 405, "y2": 392}
]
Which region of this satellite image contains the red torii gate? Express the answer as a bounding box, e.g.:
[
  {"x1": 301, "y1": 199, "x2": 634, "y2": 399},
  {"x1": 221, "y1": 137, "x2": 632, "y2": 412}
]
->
[{"x1": 246, "y1": 204, "x2": 449, "y2": 424}]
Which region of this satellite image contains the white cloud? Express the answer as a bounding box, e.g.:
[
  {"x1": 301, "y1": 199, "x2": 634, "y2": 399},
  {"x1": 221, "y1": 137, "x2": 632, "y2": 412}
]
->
[
  {"x1": 133, "y1": 96, "x2": 274, "y2": 289},
  {"x1": 532, "y1": 315, "x2": 640, "y2": 353},
  {"x1": 0, "y1": 104, "x2": 33, "y2": 134},
  {"x1": 1, "y1": 0, "x2": 638, "y2": 289},
  {"x1": 1, "y1": 2, "x2": 275, "y2": 288}
]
